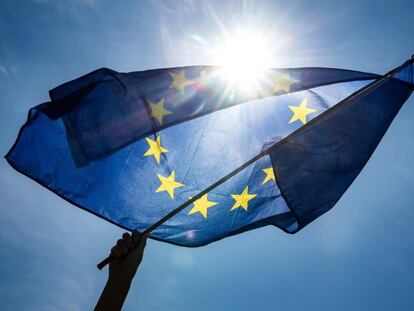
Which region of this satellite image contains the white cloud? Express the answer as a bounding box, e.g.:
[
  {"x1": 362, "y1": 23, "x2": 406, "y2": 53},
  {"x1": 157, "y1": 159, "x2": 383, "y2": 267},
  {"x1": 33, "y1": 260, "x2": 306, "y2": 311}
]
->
[
  {"x1": 172, "y1": 249, "x2": 194, "y2": 269},
  {"x1": 32, "y1": 0, "x2": 99, "y2": 20},
  {"x1": 0, "y1": 65, "x2": 8, "y2": 75}
]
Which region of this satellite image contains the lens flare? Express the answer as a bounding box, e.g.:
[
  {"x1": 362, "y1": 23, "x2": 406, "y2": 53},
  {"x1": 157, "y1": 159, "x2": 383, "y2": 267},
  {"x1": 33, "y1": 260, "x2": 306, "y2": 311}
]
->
[{"x1": 213, "y1": 30, "x2": 273, "y2": 93}]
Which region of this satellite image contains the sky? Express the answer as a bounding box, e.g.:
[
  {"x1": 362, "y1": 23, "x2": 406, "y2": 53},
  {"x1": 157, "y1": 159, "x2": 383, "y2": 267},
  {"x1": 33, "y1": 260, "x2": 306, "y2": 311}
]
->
[{"x1": 0, "y1": 0, "x2": 414, "y2": 310}]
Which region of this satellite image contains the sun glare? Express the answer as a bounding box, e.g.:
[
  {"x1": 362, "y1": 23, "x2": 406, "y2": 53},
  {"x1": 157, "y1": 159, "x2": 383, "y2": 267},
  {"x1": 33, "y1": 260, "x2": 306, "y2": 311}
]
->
[{"x1": 214, "y1": 30, "x2": 274, "y2": 93}]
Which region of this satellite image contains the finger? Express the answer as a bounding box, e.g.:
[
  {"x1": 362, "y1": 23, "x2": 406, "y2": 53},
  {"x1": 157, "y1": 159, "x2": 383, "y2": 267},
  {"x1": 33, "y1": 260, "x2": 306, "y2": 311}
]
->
[
  {"x1": 116, "y1": 238, "x2": 128, "y2": 255},
  {"x1": 111, "y1": 244, "x2": 121, "y2": 258},
  {"x1": 132, "y1": 230, "x2": 141, "y2": 244},
  {"x1": 122, "y1": 232, "x2": 134, "y2": 250},
  {"x1": 137, "y1": 232, "x2": 148, "y2": 251}
]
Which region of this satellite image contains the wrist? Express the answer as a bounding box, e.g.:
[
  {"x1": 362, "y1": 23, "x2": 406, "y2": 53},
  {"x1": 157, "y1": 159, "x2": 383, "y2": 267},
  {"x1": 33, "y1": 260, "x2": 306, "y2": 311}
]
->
[{"x1": 107, "y1": 274, "x2": 133, "y2": 292}]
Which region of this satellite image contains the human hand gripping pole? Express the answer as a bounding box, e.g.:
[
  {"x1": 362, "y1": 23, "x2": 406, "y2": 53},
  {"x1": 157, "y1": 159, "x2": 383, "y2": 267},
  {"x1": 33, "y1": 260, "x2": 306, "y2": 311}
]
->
[
  {"x1": 94, "y1": 230, "x2": 148, "y2": 311},
  {"x1": 97, "y1": 227, "x2": 151, "y2": 270}
]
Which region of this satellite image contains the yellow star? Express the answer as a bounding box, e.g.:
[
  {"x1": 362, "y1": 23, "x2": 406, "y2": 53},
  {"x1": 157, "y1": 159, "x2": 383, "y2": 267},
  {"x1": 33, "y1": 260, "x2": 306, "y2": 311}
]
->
[
  {"x1": 262, "y1": 167, "x2": 276, "y2": 185},
  {"x1": 148, "y1": 98, "x2": 172, "y2": 126},
  {"x1": 143, "y1": 135, "x2": 168, "y2": 164},
  {"x1": 155, "y1": 171, "x2": 184, "y2": 199},
  {"x1": 230, "y1": 186, "x2": 257, "y2": 212},
  {"x1": 273, "y1": 74, "x2": 296, "y2": 94},
  {"x1": 288, "y1": 98, "x2": 317, "y2": 125},
  {"x1": 169, "y1": 70, "x2": 193, "y2": 95},
  {"x1": 188, "y1": 194, "x2": 218, "y2": 219}
]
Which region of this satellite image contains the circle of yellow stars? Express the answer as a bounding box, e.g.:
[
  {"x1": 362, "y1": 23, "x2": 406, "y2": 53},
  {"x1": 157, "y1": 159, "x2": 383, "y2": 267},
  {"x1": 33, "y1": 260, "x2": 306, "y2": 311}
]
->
[{"x1": 142, "y1": 68, "x2": 318, "y2": 219}]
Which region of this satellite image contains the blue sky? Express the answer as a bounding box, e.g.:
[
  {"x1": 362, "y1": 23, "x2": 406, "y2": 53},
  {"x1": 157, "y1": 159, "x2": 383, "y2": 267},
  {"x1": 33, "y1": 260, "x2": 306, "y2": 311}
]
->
[{"x1": 1, "y1": 0, "x2": 414, "y2": 310}]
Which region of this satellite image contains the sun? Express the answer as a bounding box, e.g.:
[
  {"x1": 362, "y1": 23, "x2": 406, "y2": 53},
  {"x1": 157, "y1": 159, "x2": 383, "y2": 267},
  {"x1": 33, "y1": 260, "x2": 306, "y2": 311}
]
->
[{"x1": 213, "y1": 30, "x2": 274, "y2": 93}]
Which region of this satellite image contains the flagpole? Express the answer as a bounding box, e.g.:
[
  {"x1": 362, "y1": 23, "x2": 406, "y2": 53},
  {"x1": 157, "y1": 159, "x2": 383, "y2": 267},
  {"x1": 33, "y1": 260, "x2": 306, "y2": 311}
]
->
[{"x1": 97, "y1": 56, "x2": 414, "y2": 270}]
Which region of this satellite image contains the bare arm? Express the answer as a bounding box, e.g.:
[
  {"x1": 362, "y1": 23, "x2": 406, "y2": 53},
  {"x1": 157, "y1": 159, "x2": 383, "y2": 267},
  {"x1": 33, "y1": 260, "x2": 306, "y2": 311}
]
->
[{"x1": 95, "y1": 230, "x2": 148, "y2": 311}]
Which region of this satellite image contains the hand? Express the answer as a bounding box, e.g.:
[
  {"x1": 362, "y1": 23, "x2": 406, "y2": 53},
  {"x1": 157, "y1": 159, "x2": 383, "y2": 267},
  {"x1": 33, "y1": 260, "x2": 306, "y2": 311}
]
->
[
  {"x1": 95, "y1": 230, "x2": 148, "y2": 311},
  {"x1": 109, "y1": 230, "x2": 148, "y2": 286}
]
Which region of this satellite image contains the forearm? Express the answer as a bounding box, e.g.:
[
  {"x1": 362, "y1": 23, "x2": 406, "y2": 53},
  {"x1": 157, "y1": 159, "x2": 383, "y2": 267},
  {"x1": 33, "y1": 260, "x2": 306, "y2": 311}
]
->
[{"x1": 94, "y1": 278, "x2": 132, "y2": 311}]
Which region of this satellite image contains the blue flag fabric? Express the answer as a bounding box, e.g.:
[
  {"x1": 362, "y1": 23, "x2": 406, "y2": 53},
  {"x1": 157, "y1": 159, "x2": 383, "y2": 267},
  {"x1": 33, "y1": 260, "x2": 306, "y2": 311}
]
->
[{"x1": 6, "y1": 60, "x2": 413, "y2": 246}]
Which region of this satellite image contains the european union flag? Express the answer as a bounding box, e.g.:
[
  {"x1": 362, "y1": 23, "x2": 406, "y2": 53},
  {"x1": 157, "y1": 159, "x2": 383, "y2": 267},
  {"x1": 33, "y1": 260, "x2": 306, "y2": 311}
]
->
[{"x1": 6, "y1": 58, "x2": 413, "y2": 247}]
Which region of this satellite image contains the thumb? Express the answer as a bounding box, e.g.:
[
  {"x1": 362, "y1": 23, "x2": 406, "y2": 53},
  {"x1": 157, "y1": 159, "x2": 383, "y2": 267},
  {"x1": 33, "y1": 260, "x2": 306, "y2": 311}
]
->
[
  {"x1": 136, "y1": 232, "x2": 148, "y2": 252},
  {"x1": 131, "y1": 230, "x2": 148, "y2": 255}
]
